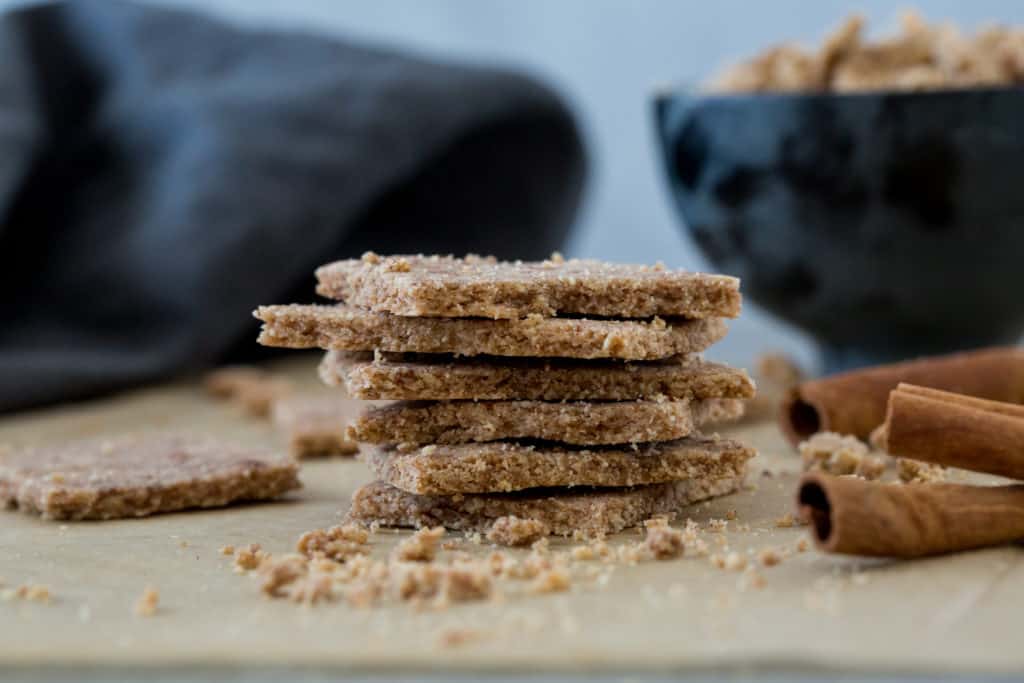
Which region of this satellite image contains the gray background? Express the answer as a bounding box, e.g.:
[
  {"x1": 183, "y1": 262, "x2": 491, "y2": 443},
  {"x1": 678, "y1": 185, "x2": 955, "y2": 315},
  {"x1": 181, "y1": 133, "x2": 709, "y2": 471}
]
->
[{"x1": 13, "y1": 0, "x2": 1024, "y2": 371}]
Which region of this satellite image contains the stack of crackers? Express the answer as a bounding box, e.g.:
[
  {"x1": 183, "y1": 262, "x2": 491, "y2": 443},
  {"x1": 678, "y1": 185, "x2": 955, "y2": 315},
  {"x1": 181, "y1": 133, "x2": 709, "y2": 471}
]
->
[{"x1": 256, "y1": 253, "x2": 756, "y2": 538}]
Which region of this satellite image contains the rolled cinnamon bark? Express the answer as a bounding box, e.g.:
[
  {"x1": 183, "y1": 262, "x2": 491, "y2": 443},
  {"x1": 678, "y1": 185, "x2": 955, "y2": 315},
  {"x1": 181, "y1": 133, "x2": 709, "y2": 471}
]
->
[
  {"x1": 780, "y1": 347, "x2": 1024, "y2": 446},
  {"x1": 797, "y1": 472, "x2": 1024, "y2": 557},
  {"x1": 873, "y1": 384, "x2": 1024, "y2": 480}
]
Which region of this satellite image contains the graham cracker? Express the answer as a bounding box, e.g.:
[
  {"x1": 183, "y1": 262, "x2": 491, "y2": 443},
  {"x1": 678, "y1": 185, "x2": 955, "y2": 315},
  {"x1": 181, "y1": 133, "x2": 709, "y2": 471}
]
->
[
  {"x1": 0, "y1": 434, "x2": 301, "y2": 520},
  {"x1": 255, "y1": 304, "x2": 727, "y2": 361},
  {"x1": 271, "y1": 396, "x2": 360, "y2": 458},
  {"x1": 349, "y1": 399, "x2": 744, "y2": 446},
  {"x1": 346, "y1": 473, "x2": 746, "y2": 537},
  {"x1": 315, "y1": 253, "x2": 741, "y2": 320},
  {"x1": 366, "y1": 436, "x2": 753, "y2": 494},
  {"x1": 320, "y1": 351, "x2": 756, "y2": 401}
]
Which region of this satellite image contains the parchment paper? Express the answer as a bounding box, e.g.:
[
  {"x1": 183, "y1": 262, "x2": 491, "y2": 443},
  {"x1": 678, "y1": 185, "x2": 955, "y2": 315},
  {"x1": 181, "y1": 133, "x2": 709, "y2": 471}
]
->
[{"x1": 0, "y1": 356, "x2": 1020, "y2": 677}]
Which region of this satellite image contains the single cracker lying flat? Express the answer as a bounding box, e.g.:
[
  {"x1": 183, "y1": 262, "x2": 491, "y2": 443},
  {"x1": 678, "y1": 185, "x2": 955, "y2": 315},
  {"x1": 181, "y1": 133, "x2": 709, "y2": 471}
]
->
[
  {"x1": 255, "y1": 305, "x2": 727, "y2": 361},
  {"x1": 350, "y1": 399, "x2": 744, "y2": 446},
  {"x1": 320, "y1": 351, "x2": 756, "y2": 401},
  {"x1": 315, "y1": 253, "x2": 741, "y2": 320},
  {"x1": 0, "y1": 434, "x2": 301, "y2": 520},
  {"x1": 367, "y1": 436, "x2": 754, "y2": 494},
  {"x1": 347, "y1": 473, "x2": 746, "y2": 537},
  {"x1": 272, "y1": 396, "x2": 360, "y2": 458}
]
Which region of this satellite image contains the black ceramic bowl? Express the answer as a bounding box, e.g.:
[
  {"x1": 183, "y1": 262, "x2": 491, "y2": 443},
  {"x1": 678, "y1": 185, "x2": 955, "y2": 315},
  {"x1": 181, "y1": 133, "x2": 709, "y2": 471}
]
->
[{"x1": 654, "y1": 87, "x2": 1024, "y2": 372}]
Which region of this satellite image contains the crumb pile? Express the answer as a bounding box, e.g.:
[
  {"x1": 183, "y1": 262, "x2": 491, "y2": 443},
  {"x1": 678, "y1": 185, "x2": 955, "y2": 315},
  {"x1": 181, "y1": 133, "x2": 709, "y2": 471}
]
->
[
  {"x1": 710, "y1": 11, "x2": 1024, "y2": 93},
  {"x1": 256, "y1": 253, "x2": 756, "y2": 538}
]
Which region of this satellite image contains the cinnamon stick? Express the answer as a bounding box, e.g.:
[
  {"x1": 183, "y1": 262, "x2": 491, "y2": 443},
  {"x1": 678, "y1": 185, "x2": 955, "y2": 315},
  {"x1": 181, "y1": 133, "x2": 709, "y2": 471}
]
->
[
  {"x1": 780, "y1": 347, "x2": 1024, "y2": 446},
  {"x1": 797, "y1": 472, "x2": 1024, "y2": 557},
  {"x1": 873, "y1": 383, "x2": 1024, "y2": 480}
]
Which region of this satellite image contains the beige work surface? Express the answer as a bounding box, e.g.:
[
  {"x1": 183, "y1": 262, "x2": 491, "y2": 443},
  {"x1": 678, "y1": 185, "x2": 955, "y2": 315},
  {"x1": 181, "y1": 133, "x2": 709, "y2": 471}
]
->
[{"x1": 0, "y1": 356, "x2": 1021, "y2": 678}]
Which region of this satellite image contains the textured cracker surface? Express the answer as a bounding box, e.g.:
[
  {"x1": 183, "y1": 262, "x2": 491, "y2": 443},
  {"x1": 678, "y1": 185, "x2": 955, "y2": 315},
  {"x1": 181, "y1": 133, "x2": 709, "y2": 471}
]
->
[
  {"x1": 321, "y1": 351, "x2": 756, "y2": 401},
  {"x1": 315, "y1": 254, "x2": 741, "y2": 319},
  {"x1": 350, "y1": 398, "x2": 744, "y2": 446},
  {"x1": 0, "y1": 433, "x2": 300, "y2": 520},
  {"x1": 367, "y1": 435, "x2": 754, "y2": 494},
  {"x1": 347, "y1": 473, "x2": 745, "y2": 536},
  {"x1": 256, "y1": 304, "x2": 727, "y2": 360}
]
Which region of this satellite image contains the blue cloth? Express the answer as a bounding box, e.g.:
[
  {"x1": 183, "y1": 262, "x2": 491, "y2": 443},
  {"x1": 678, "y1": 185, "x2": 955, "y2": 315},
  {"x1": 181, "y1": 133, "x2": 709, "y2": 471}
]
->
[{"x1": 0, "y1": 0, "x2": 585, "y2": 412}]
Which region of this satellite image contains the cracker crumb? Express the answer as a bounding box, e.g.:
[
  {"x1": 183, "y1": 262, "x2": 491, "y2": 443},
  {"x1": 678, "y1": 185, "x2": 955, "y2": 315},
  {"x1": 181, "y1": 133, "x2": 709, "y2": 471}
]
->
[
  {"x1": 297, "y1": 524, "x2": 369, "y2": 562},
  {"x1": 219, "y1": 545, "x2": 235, "y2": 556},
  {"x1": 799, "y1": 432, "x2": 885, "y2": 480},
  {"x1": 643, "y1": 520, "x2": 685, "y2": 560},
  {"x1": 486, "y1": 516, "x2": 550, "y2": 547},
  {"x1": 394, "y1": 563, "x2": 445, "y2": 602},
  {"x1": 724, "y1": 552, "x2": 747, "y2": 571},
  {"x1": 437, "y1": 627, "x2": 485, "y2": 648},
  {"x1": 571, "y1": 545, "x2": 595, "y2": 561},
  {"x1": 775, "y1": 513, "x2": 796, "y2": 528},
  {"x1": 134, "y1": 587, "x2": 159, "y2": 617},
  {"x1": 738, "y1": 568, "x2": 767, "y2": 591},
  {"x1": 345, "y1": 579, "x2": 383, "y2": 609},
  {"x1": 725, "y1": 509, "x2": 737, "y2": 521},
  {"x1": 898, "y1": 458, "x2": 947, "y2": 484},
  {"x1": 17, "y1": 584, "x2": 51, "y2": 603},
  {"x1": 288, "y1": 571, "x2": 336, "y2": 606},
  {"x1": 617, "y1": 542, "x2": 647, "y2": 565},
  {"x1": 234, "y1": 544, "x2": 268, "y2": 572},
  {"x1": 707, "y1": 518, "x2": 728, "y2": 533},
  {"x1": 440, "y1": 566, "x2": 493, "y2": 604},
  {"x1": 796, "y1": 537, "x2": 810, "y2": 553},
  {"x1": 258, "y1": 554, "x2": 308, "y2": 598},
  {"x1": 529, "y1": 567, "x2": 571, "y2": 594},
  {"x1": 392, "y1": 527, "x2": 445, "y2": 562},
  {"x1": 758, "y1": 548, "x2": 782, "y2": 567}
]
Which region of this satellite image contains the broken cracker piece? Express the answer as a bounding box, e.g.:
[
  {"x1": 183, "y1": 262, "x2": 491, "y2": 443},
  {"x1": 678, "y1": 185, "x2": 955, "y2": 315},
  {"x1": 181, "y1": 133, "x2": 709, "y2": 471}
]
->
[
  {"x1": 204, "y1": 366, "x2": 293, "y2": 417},
  {"x1": 272, "y1": 396, "x2": 360, "y2": 458},
  {"x1": 0, "y1": 434, "x2": 300, "y2": 521}
]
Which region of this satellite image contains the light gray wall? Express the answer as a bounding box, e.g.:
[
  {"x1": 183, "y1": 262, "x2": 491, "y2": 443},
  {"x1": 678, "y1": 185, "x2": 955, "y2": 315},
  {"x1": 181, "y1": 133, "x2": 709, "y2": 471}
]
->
[{"x1": 14, "y1": 0, "x2": 1024, "y2": 370}]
